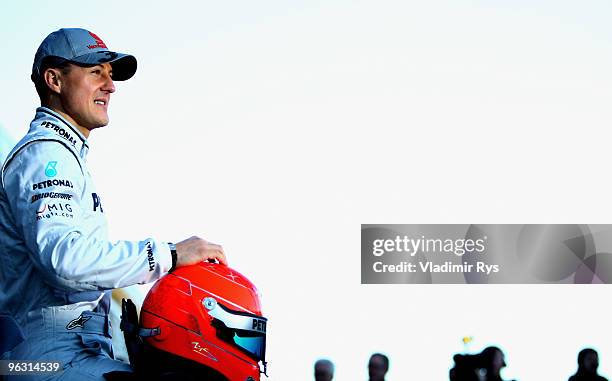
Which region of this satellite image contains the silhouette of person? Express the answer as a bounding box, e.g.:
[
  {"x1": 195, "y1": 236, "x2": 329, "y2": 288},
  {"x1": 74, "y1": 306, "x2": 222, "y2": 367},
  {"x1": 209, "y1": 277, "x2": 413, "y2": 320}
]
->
[
  {"x1": 368, "y1": 353, "x2": 389, "y2": 381},
  {"x1": 569, "y1": 348, "x2": 608, "y2": 381},
  {"x1": 449, "y1": 346, "x2": 514, "y2": 381},
  {"x1": 314, "y1": 359, "x2": 334, "y2": 381},
  {"x1": 481, "y1": 346, "x2": 507, "y2": 381}
]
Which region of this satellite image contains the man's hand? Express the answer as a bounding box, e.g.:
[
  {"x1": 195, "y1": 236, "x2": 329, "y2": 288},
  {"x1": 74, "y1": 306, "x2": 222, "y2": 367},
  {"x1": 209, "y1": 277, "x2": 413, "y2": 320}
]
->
[{"x1": 175, "y1": 236, "x2": 227, "y2": 268}]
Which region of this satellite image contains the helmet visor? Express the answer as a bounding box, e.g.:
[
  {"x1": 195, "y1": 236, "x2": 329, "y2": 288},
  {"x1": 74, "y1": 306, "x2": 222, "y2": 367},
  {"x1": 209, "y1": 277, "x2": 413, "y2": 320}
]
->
[
  {"x1": 204, "y1": 298, "x2": 267, "y2": 362},
  {"x1": 232, "y1": 329, "x2": 266, "y2": 362}
]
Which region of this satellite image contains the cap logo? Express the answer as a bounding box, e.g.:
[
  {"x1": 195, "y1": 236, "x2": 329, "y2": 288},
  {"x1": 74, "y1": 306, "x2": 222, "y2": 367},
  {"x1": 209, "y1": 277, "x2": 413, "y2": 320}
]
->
[{"x1": 87, "y1": 32, "x2": 108, "y2": 49}]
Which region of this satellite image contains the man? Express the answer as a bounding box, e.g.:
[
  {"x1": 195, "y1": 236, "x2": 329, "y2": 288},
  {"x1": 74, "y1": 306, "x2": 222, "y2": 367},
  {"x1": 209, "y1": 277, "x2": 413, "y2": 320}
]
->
[
  {"x1": 368, "y1": 353, "x2": 389, "y2": 381},
  {"x1": 480, "y1": 346, "x2": 511, "y2": 381},
  {"x1": 569, "y1": 348, "x2": 608, "y2": 381},
  {"x1": 0, "y1": 28, "x2": 226, "y2": 380},
  {"x1": 314, "y1": 359, "x2": 334, "y2": 381},
  {"x1": 450, "y1": 346, "x2": 516, "y2": 381}
]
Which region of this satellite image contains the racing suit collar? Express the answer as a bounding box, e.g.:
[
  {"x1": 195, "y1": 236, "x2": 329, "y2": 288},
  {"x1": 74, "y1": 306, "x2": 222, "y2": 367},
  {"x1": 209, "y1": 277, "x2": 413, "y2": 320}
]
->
[
  {"x1": 37, "y1": 107, "x2": 89, "y2": 145},
  {"x1": 34, "y1": 107, "x2": 90, "y2": 158}
]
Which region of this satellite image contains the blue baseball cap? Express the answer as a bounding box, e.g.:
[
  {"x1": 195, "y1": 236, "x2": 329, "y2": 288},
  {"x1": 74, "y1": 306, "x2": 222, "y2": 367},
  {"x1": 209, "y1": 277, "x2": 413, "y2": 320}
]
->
[{"x1": 32, "y1": 28, "x2": 137, "y2": 81}]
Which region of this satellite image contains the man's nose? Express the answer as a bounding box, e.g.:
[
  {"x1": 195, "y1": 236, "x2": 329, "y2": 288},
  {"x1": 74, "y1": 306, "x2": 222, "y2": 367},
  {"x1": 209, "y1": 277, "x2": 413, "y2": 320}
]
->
[{"x1": 102, "y1": 72, "x2": 115, "y2": 93}]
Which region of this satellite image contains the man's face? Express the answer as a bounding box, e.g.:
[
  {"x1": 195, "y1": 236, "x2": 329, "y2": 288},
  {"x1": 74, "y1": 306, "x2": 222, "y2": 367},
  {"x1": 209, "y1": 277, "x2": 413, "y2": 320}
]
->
[
  {"x1": 314, "y1": 362, "x2": 333, "y2": 381},
  {"x1": 584, "y1": 352, "x2": 599, "y2": 373},
  {"x1": 490, "y1": 350, "x2": 505, "y2": 376},
  {"x1": 57, "y1": 62, "x2": 115, "y2": 132},
  {"x1": 368, "y1": 356, "x2": 387, "y2": 381}
]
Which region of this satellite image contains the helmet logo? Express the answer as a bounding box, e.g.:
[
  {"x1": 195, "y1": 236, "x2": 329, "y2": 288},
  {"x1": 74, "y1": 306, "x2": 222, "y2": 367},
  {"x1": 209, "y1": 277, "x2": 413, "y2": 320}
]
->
[
  {"x1": 192, "y1": 341, "x2": 218, "y2": 362},
  {"x1": 252, "y1": 318, "x2": 267, "y2": 333}
]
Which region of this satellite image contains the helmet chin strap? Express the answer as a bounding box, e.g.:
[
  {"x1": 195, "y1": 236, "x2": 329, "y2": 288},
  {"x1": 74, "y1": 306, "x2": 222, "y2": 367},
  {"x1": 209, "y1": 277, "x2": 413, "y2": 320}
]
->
[{"x1": 259, "y1": 361, "x2": 268, "y2": 377}]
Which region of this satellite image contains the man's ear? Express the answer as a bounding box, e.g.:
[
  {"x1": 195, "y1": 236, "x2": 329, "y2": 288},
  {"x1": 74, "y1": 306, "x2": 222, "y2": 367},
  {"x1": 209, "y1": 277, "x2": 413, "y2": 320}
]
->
[{"x1": 43, "y1": 68, "x2": 62, "y2": 95}]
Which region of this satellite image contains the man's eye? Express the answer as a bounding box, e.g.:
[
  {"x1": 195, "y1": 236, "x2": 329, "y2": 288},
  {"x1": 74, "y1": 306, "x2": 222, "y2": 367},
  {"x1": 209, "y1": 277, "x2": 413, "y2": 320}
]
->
[{"x1": 92, "y1": 69, "x2": 101, "y2": 75}]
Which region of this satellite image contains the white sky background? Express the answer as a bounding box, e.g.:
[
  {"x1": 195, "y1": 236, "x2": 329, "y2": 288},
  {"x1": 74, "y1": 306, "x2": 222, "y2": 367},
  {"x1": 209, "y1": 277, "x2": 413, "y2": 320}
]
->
[{"x1": 2, "y1": 1, "x2": 612, "y2": 380}]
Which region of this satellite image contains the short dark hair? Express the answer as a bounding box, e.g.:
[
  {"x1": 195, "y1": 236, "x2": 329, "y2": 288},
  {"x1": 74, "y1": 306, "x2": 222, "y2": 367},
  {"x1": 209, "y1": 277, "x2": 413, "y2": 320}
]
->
[
  {"x1": 315, "y1": 359, "x2": 335, "y2": 372},
  {"x1": 370, "y1": 353, "x2": 389, "y2": 371},
  {"x1": 31, "y1": 56, "x2": 73, "y2": 103},
  {"x1": 578, "y1": 348, "x2": 598, "y2": 367},
  {"x1": 481, "y1": 346, "x2": 502, "y2": 360}
]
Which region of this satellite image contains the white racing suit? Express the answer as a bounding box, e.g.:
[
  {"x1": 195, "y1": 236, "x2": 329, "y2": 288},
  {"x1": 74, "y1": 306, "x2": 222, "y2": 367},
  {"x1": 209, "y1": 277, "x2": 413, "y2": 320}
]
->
[{"x1": 0, "y1": 107, "x2": 173, "y2": 380}]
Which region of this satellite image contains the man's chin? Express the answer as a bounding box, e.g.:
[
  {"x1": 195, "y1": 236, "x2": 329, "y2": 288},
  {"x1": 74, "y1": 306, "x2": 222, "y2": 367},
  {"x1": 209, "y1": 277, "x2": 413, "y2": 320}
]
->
[{"x1": 91, "y1": 117, "x2": 110, "y2": 129}]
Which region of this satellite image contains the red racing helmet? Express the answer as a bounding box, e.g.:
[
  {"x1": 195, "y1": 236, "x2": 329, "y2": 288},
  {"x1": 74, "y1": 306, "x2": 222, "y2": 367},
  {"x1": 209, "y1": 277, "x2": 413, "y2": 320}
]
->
[{"x1": 138, "y1": 262, "x2": 267, "y2": 381}]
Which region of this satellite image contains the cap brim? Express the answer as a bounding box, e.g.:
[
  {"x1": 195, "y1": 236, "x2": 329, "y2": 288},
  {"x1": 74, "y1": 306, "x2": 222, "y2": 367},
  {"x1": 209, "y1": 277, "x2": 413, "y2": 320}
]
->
[{"x1": 70, "y1": 51, "x2": 137, "y2": 81}]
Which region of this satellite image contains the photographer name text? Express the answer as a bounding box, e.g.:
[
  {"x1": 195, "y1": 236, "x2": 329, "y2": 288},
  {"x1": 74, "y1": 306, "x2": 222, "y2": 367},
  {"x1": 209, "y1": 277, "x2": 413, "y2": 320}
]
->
[
  {"x1": 372, "y1": 260, "x2": 499, "y2": 275},
  {"x1": 371, "y1": 235, "x2": 498, "y2": 275}
]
